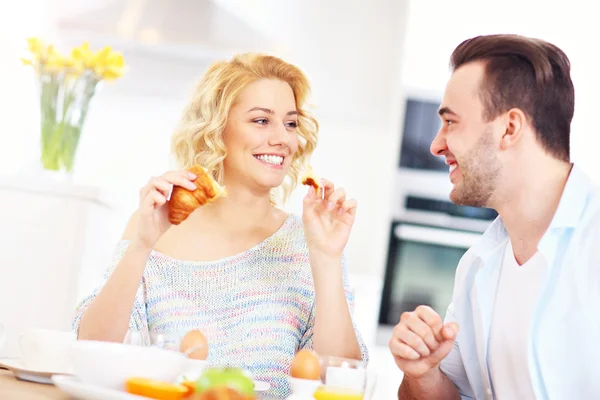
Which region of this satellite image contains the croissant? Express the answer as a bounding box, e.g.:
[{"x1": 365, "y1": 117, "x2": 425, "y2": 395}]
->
[
  {"x1": 168, "y1": 165, "x2": 226, "y2": 225},
  {"x1": 300, "y1": 165, "x2": 321, "y2": 192}
]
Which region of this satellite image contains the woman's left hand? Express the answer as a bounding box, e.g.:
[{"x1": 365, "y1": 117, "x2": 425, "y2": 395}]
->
[{"x1": 302, "y1": 179, "x2": 357, "y2": 260}]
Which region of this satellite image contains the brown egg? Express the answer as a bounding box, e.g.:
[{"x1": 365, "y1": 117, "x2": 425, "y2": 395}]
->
[
  {"x1": 290, "y1": 349, "x2": 321, "y2": 380},
  {"x1": 180, "y1": 330, "x2": 209, "y2": 360}
]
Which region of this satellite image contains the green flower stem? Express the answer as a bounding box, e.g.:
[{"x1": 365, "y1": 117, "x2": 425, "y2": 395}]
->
[{"x1": 37, "y1": 70, "x2": 98, "y2": 172}]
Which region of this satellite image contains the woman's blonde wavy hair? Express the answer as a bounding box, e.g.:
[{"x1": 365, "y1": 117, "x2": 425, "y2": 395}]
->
[{"x1": 170, "y1": 53, "x2": 319, "y2": 205}]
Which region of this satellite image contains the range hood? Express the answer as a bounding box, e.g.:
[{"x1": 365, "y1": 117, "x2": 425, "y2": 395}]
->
[{"x1": 53, "y1": 0, "x2": 276, "y2": 61}]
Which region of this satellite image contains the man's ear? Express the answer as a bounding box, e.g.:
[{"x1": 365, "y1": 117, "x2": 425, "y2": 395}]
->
[{"x1": 499, "y1": 108, "x2": 527, "y2": 151}]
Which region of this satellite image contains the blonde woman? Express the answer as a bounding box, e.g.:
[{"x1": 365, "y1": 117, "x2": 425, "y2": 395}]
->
[{"x1": 73, "y1": 53, "x2": 367, "y2": 397}]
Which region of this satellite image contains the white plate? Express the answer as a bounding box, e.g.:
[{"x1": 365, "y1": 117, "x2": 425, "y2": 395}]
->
[
  {"x1": 0, "y1": 358, "x2": 72, "y2": 384},
  {"x1": 52, "y1": 375, "x2": 149, "y2": 400},
  {"x1": 51, "y1": 374, "x2": 271, "y2": 400}
]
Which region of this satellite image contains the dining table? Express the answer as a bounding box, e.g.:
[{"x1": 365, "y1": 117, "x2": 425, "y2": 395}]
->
[
  {"x1": 0, "y1": 369, "x2": 71, "y2": 399},
  {"x1": 0, "y1": 368, "x2": 280, "y2": 399}
]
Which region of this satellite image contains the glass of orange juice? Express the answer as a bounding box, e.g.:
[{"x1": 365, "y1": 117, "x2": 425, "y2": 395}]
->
[{"x1": 312, "y1": 356, "x2": 367, "y2": 400}]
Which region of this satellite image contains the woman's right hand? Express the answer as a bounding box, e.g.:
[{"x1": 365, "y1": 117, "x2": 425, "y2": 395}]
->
[{"x1": 133, "y1": 169, "x2": 198, "y2": 250}]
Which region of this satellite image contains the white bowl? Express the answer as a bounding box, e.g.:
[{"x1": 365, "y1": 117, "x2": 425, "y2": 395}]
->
[{"x1": 71, "y1": 340, "x2": 187, "y2": 390}]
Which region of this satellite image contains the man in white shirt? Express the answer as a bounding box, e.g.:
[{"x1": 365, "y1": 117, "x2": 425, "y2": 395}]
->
[{"x1": 389, "y1": 34, "x2": 600, "y2": 399}]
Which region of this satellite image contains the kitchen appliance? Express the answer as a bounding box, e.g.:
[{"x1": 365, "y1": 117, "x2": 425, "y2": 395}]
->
[{"x1": 376, "y1": 194, "x2": 497, "y2": 345}]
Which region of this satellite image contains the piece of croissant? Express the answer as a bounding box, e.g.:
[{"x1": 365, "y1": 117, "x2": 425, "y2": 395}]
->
[
  {"x1": 300, "y1": 165, "x2": 321, "y2": 192},
  {"x1": 168, "y1": 165, "x2": 226, "y2": 225}
]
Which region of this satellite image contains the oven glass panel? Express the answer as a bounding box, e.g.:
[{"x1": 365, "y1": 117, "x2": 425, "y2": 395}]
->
[{"x1": 383, "y1": 239, "x2": 467, "y2": 324}]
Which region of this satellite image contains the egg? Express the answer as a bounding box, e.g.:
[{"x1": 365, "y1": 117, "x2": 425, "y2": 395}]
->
[
  {"x1": 180, "y1": 329, "x2": 209, "y2": 360},
  {"x1": 290, "y1": 349, "x2": 321, "y2": 380}
]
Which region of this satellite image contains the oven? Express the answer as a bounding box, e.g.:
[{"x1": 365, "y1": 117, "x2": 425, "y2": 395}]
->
[{"x1": 376, "y1": 196, "x2": 497, "y2": 345}]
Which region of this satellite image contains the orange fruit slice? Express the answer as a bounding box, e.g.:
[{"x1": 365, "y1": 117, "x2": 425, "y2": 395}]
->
[
  {"x1": 125, "y1": 377, "x2": 189, "y2": 400},
  {"x1": 182, "y1": 380, "x2": 196, "y2": 394}
]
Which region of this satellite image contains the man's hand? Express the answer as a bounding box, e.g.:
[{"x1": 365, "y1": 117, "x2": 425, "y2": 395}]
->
[{"x1": 389, "y1": 305, "x2": 458, "y2": 379}]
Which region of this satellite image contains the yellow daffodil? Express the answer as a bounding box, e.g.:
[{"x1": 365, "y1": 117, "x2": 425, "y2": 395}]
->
[
  {"x1": 43, "y1": 45, "x2": 66, "y2": 72},
  {"x1": 71, "y1": 41, "x2": 95, "y2": 70},
  {"x1": 91, "y1": 46, "x2": 126, "y2": 80},
  {"x1": 100, "y1": 66, "x2": 125, "y2": 81},
  {"x1": 26, "y1": 37, "x2": 45, "y2": 58},
  {"x1": 21, "y1": 38, "x2": 126, "y2": 81},
  {"x1": 22, "y1": 37, "x2": 126, "y2": 174},
  {"x1": 92, "y1": 45, "x2": 113, "y2": 65}
]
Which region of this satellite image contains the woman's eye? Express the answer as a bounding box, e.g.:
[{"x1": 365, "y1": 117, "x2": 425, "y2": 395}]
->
[
  {"x1": 254, "y1": 118, "x2": 268, "y2": 125},
  {"x1": 286, "y1": 121, "x2": 298, "y2": 128},
  {"x1": 445, "y1": 120, "x2": 454, "y2": 127}
]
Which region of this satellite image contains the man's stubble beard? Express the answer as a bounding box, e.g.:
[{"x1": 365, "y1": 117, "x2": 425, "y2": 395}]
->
[{"x1": 450, "y1": 128, "x2": 501, "y2": 208}]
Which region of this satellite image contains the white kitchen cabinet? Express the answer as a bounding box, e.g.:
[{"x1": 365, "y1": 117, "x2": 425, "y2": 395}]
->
[{"x1": 0, "y1": 175, "x2": 118, "y2": 358}]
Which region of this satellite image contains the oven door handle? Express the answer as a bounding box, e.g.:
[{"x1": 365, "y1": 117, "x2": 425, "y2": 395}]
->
[{"x1": 394, "y1": 224, "x2": 481, "y2": 249}]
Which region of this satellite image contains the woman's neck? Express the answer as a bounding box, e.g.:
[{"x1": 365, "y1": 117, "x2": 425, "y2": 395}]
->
[{"x1": 199, "y1": 184, "x2": 282, "y2": 229}]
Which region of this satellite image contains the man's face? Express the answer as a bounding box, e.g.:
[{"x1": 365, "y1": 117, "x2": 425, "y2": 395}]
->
[{"x1": 430, "y1": 61, "x2": 503, "y2": 207}]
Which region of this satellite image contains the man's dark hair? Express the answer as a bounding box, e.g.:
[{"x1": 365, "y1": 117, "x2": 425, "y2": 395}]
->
[{"x1": 450, "y1": 34, "x2": 574, "y2": 161}]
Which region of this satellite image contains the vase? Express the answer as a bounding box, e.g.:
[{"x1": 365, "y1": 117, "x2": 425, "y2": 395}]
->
[{"x1": 38, "y1": 69, "x2": 100, "y2": 174}]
